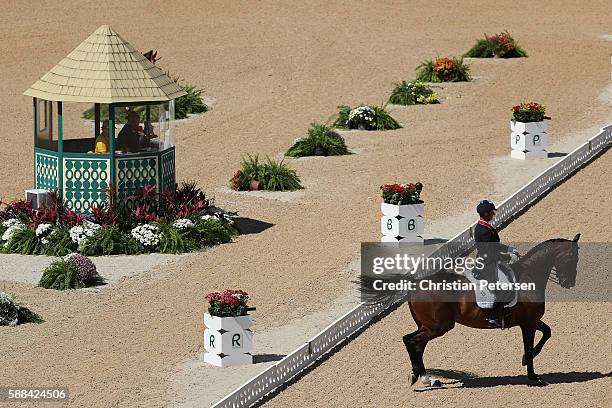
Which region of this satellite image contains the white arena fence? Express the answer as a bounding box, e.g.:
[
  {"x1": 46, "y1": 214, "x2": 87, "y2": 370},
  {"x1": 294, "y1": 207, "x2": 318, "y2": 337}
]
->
[{"x1": 212, "y1": 125, "x2": 611, "y2": 408}]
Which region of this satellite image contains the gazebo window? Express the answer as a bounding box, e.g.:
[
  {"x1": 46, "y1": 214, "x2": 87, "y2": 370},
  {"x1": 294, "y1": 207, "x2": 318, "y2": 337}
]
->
[
  {"x1": 35, "y1": 99, "x2": 54, "y2": 151},
  {"x1": 112, "y1": 100, "x2": 175, "y2": 154}
]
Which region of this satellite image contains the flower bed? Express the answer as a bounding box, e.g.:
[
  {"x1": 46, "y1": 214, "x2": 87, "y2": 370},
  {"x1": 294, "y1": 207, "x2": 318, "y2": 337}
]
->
[
  {"x1": 286, "y1": 123, "x2": 350, "y2": 157},
  {"x1": 416, "y1": 57, "x2": 471, "y2": 83},
  {"x1": 0, "y1": 182, "x2": 238, "y2": 256},
  {"x1": 230, "y1": 154, "x2": 303, "y2": 191},
  {"x1": 388, "y1": 80, "x2": 440, "y2": 106},
  {"x1": 464, "y1": 31, "x2": 528, "y2": 58},
  {"x1": 0, "y1": 292, "x2": 43, "y2": 326},
  {"x1": 39, "y1": 254, "x2": 105, "y2": 290},
  {"x1": 333, "y1": 104, "x2": 401, "y2": 131}
]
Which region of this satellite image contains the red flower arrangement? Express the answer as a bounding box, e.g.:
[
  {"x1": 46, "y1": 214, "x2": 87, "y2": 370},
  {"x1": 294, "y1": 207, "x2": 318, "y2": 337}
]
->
[
  {"x1": 381, "y1": 182, "x2": 423, "y2": 205},
  {"x1": 205, "y1": 289, "x2": 251, "y2": 317}
]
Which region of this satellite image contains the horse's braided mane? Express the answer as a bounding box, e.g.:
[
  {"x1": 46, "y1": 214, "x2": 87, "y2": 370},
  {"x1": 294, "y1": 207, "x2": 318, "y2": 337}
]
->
[{"x1": 521, "y1": 237, "x2": 569, "y2": 259}]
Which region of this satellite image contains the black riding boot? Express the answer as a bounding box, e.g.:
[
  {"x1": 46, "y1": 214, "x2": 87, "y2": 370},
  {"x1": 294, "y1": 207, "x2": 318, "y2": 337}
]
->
[{"x1": 485, "y1": 303, "x2": 503, "y2": 328}]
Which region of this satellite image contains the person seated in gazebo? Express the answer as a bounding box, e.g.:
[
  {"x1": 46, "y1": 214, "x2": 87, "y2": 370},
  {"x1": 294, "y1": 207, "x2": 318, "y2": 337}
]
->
[
  {"x1": 94, "y1": 120, "x2": 110, "y2": 153},
  {"x1": 117, "y1": 111, "x2": 144, "y2": 153}
]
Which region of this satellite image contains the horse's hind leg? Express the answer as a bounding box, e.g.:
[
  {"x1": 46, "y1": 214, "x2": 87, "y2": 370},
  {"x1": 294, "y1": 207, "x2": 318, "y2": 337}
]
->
[
  {"x1": 402, "y1": 331, "x2": 422, "y2": 385},
  {"x1": 407, "y1": 323, "x2": 455, "y2": 387},
  {"x1": 522, "y1": 321, "x2": 551, "y2": 366}
]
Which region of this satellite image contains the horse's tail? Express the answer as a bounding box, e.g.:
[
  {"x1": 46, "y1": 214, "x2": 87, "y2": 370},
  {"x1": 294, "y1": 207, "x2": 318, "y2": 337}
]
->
[{"x1": 356, "y1": 273, "x2": 412, "y2": 307}]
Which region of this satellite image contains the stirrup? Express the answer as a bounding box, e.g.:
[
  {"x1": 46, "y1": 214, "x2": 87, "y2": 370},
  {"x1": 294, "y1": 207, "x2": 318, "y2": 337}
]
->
[{"x1": 487, "y1": 318, "x2": 503, "y2": 329}]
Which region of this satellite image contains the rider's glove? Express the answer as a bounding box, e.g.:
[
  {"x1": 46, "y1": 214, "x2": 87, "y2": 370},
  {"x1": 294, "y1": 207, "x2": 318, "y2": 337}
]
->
[{"x1": 508, "y1": 252, "x2": 520, "y2": 264}]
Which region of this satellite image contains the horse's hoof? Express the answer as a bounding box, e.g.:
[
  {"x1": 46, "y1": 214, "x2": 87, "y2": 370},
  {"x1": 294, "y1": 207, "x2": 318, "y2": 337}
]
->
[
  {"x1": 528, "y1": 376, "x2": 549, "y2": 387},
  {"x1": 410, "y1": 373, "x2": 418, "y2": 386},
  {"x1": 430, "y1": 378, "x2": 442, "y2": 387}
]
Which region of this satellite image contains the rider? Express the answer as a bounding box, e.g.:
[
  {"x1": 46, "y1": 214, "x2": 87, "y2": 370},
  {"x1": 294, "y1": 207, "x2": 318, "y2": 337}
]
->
[{"x1": 474, "y1": 200, "x2": 519, "y2": 328}]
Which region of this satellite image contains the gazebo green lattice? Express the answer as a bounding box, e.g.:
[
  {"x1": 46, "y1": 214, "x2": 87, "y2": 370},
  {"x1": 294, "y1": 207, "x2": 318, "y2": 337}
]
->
[{"x1": 25, "y1": 25, "x2": 185, "y2": 212}]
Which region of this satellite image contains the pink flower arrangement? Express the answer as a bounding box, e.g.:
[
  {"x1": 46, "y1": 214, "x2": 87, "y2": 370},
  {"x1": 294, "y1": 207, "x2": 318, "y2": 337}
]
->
[{"x1": 205, "y1": 289, "x2": 250, "y2": 317}]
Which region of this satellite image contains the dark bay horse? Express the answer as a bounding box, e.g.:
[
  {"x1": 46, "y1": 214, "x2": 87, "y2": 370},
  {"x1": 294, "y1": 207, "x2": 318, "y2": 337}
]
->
[{"x1": 362, "y1": 234, "x2": 581, "y2": 387}]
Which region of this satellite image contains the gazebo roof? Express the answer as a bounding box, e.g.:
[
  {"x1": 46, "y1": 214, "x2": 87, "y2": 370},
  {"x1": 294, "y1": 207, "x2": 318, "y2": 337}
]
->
[{"x1": 24, "y1": 25, "x2": 186, "y2": 104}]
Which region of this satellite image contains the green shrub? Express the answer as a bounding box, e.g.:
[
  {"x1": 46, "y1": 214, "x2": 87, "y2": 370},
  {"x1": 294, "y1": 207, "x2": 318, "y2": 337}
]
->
[
  {"x1": 388, "y1": 80, "x2": 439, "y2": 105},
  {"x1": 195, "y1": 218, "x2": 238, "y2": 247},
  {"x1": 371, "y1": 105, "x2": 402, "y2": 130},
  {"x1": 332, "y1": 105, "x2": 401, "y2": 130},
  {"x1": 39, "y1": 259, "x2": 104, "y2": 290},
  {"x1": 464, "y1": 31, "x2": 528, "y2": 58},
  {"x1": 39, "y1": 260, "x2": 82, "y2": 290},
  {"x1": 80, "y1": 225, "x2": 141, "y2": 256},
  {"x1": 157, "y1": 220, "x2": 197, "y2": 254},
  {"x1": 259, "y1": 158, "x2": 303, "y2": 191},
  {"x1": 416, "y1": 57, "x2": 471, "y2": 82},
  {"x1": 230, "y1": 155, "x2": 302, "y2": 191},
  {"x1": 286, "y1": 123, "x2": 350, "y2": 157},
  {"x1": 42, "y1": 226, "x2": 76, "y2": 257},
  {"x1": 175, "y1": 85, "x2": 208, "y2": 119},
  {"x1": 3, "y1": 228, "x2": 42, "y2": 255}
]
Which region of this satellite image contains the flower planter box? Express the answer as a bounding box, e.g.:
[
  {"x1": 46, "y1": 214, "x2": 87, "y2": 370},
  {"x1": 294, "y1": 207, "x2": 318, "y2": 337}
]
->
[
  {"x1": 203, "y1": 313, "x2": 253, "y2": 367},
  {"x1": 381, "y1": 202, "x2": 424, "y2": 243},
  {"x1": 510, "y1": 120, "x2": 548, "y2": 134},
  {"x1": 510, "y1": 120, "x2": 548, "y2": 160}
]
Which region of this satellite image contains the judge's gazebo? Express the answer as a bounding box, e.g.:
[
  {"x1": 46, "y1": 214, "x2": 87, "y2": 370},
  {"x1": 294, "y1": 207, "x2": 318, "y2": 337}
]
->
[{"x1": 25, "y1": 25, "x2": 185, "y2": 212}]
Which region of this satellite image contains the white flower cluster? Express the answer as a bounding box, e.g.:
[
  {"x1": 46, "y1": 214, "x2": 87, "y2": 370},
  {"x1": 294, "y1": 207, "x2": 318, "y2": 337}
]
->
[
  {"x1": 131, "y1": 224, "x2": 161, "y2": 247},
  {"x1": 69, "y1": 220, "x2": 101, "y2": 246},
  {"x1": 349, "y1": 106, "x2": 375, "y2": 124},
  {"x1": 36, "y1": 223, "x2": 53, "y2": 237},
  {"x1": 201, "y1": 208, "x2": 234, "y2": 224},
  {"x1": 2, "y1": 219, "x2": 22, "y2": 228},
  {"x1": 36, "y1": 223, "x2": 54, "y2": 245},
  {"x1": 1, "y1": 219, "x2": 25, "y2": 244},
  {"x1": 173, "y1": 218, "x2": 194, "y2": 230}
]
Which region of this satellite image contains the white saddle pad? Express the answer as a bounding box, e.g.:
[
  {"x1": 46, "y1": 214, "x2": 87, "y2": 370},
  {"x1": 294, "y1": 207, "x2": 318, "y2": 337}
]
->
[{"x1": 465, "y1": 264, "x2": 518, "y2": 309}]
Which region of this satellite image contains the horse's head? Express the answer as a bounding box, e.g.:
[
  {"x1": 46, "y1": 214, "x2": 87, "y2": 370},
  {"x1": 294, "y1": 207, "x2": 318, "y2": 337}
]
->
[{"x1": 553, "y1": 233, "x2": 581, "y2": 288}]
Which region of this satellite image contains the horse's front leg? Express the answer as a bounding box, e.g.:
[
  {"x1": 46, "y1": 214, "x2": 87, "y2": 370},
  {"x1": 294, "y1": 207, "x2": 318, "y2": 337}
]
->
[
  {"x1": 523, "y1": 321, "x2": 551, "y2": 366},
  {"x1": 520, "y1": 324, "x2": 549, "y2": 386}
]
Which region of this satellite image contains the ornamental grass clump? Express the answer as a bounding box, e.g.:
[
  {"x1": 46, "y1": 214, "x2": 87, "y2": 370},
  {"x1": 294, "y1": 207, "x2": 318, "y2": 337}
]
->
[
  {"x1": 229, "y1": 154, "x2": 303, "y2": 191},
  {"x1": 381, "y1": 182, "x2": 424, "y2": 205},
  {"x1": 205, "y1": 289, "x2": 250, "y2": 317},
  {"x1": 286, "y1": 123, "x2": 350, "y2": 157},
  {"x1": 388, "y1": 80, "x2": 440, "y2": 106},
  {"x1": 333, "y1": 104, "x2": 401, "y2": 131},
  {"x1": 465, "y1": 31, "x2": 528, "y2": 58},
  {"x1": 0, "y1": 292, "x2": 43, "y2": 326},
  {"x1": 39, "y1": 254, "x2": 105, "y2": 290},
  {"x1": 512, "y1": 102, "x2": 548, "y2": 123},
  {"x1": 416, "y1": 57, "x2": 471, "y2": 83}
]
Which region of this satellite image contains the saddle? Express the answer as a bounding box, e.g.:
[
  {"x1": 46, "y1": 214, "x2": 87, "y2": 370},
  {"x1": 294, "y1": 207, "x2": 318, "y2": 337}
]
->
[{"x1": 465, "y1": 262, "x2": 518, "y2": 309}]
